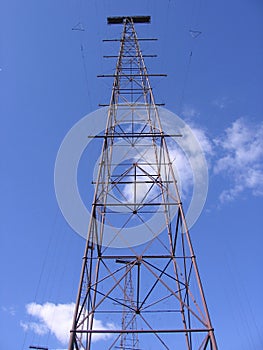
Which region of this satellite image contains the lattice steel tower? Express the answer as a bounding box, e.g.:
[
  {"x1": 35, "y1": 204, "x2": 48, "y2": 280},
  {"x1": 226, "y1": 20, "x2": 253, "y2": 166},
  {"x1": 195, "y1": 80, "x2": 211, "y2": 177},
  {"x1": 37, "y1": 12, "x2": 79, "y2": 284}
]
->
[{"x1": 68, "y1": 16, "x2": 217, "y2": 350}]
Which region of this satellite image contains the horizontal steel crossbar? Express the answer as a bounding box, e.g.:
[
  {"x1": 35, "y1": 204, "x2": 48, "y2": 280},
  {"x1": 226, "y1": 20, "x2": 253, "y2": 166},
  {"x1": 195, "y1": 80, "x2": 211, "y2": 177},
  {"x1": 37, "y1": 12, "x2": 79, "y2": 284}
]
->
[
  {"x1": 103, "y1": 38, "x2": 157, "y2": 42},
  {"x1": 92, "y1": 181, "x2": 173, "y2": 184},
  {"x1": 97, "y1": 74, "x2": 166, "y2": 77},
  {"x1": 88, "y1": 133, "x2": 181, "y2": 138},
  {"x1": 71, "y1": 328, "x2": 214, "y2": 334},
  {"x1": 104, "y1": 55, "x2": 157, "y2": 58},
  {"x1": 94, "y1": 203, "x2": 180, "y2": 206},
  {"x1": 95, "y1": 255, "x2": 194, "y2": 259},
  {"x1": 98, "y1": 103, "x2": 165, "y2": 106}
]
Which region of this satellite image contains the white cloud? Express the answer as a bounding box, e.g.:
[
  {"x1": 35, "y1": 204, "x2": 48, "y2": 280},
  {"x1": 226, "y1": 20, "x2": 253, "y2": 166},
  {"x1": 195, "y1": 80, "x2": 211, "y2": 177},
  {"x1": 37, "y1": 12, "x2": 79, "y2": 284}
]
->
[
  {"x1": 120, "y1": 121, "x2": 213, "y2": 206},
  {"x1": 168, "y1": 123, "x2": 213, "y2": 200},
  {"x1": 169, "y1": 144, "x2": 193, "y2": 196},
  {"x1": 121, "y1": 149, "x2": 160, "y2": 203},
  {"x1": 214, "y1": 118, "x2": 263, "y2": 202},
  {"x1": 21, "y1": 302, "x2": 116, "y2": 345},
  {"x1": 120, "y1": 139, "x2": 198, "y2": 203}
]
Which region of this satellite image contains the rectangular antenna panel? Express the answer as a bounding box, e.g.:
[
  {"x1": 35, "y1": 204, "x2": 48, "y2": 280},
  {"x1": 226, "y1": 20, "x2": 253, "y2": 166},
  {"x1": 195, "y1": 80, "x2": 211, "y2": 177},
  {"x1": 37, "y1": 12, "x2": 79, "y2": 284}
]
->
[{"x1": 107, "y1": 16, "x2": 151, "y2": 24}]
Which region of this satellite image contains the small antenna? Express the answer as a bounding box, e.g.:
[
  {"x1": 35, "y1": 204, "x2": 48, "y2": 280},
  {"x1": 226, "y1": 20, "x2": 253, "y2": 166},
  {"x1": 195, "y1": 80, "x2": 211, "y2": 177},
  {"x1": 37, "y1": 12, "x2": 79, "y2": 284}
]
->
[
  {"x1": 72, "y1": 22, "x2": 85, "y2": 31},
  {"x1": 189, "y1": 29, "x2": 202, "y2": 38}
]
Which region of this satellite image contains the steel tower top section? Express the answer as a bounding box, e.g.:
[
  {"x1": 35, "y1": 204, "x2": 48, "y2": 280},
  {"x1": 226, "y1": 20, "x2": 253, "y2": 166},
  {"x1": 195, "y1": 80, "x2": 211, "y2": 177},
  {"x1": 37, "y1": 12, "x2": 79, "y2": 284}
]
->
[{"x1": 98, "y1": 16, "x2": 166, "y2": 109}]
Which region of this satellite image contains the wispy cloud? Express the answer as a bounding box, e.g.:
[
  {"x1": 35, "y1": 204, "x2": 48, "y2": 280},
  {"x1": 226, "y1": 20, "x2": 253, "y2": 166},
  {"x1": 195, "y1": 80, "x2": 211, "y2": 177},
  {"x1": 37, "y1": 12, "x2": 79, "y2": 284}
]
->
[
  {"x1": 181, "y1": 105, "x2": 200, "y2": 119},
  {"x1": 185, "y1": 123, "x2": 214, "y2": 158},
  {"x1": 1, "y1": 305, "x2": 16, "y2": 316},
  {"x1": 21, "y1": 320, "x2": 48, "y2": 335},
  {"x1": 214, "y1": 118, "x2": 263, "y2": 202},
  {"x1": 21, "y1": 302, "x2": 116, "y2": 345},
  {"x1": 212, "y1": 96, "x2": 230, "y2": 109}
]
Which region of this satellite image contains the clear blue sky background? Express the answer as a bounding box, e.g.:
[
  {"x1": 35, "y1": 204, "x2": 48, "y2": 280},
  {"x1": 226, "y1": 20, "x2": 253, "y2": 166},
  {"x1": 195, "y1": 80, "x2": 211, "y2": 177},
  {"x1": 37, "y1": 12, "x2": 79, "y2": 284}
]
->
[{"x1": 1, "y1": 0, "x2": 263, "y2": 349}]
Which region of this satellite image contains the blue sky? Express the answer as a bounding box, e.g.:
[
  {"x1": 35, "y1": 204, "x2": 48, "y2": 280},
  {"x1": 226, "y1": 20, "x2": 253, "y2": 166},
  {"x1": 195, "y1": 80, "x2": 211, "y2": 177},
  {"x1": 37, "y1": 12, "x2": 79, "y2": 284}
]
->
[{"x1": 1, "y1": 0, "x2": 263, "y2": 349}]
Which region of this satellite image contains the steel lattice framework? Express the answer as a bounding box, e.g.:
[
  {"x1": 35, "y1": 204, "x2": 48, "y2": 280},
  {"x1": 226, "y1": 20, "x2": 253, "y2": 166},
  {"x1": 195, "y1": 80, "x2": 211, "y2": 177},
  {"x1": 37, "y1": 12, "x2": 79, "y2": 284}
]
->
[{"x1": 68, "y1": 16, "x2": 217, "y2": 350}]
